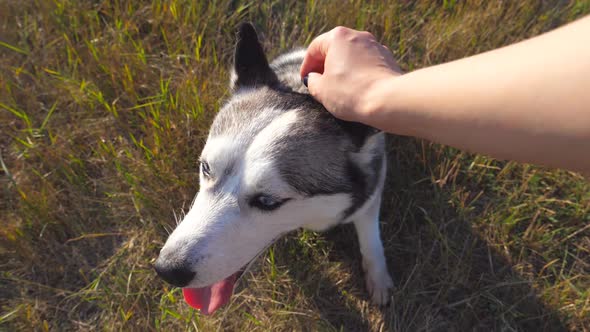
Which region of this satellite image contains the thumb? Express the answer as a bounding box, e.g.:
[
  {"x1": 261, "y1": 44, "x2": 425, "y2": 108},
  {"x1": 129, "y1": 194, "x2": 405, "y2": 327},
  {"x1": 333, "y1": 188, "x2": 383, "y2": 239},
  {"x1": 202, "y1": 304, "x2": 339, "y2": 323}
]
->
[{"x1": 304, "y1": 72, "x2": 326, "y2": 103}]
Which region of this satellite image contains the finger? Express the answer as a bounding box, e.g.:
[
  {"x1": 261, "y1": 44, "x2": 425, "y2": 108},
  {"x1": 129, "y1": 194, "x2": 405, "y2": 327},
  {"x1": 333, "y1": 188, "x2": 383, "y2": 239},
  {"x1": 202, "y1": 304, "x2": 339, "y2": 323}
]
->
[
  {"x1": 305, "y1": 72, "x2": 325, "y2": 103},
  {"x1": 300, "y1": 31, "x2": 332, "y2": 77}
]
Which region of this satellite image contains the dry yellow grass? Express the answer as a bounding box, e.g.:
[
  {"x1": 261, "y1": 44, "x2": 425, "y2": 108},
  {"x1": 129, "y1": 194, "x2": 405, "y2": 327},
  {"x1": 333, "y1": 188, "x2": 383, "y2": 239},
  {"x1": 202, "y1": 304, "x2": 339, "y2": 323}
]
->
[{"x1": 1, "y1": 0, "x2": 589, "y2": 331}]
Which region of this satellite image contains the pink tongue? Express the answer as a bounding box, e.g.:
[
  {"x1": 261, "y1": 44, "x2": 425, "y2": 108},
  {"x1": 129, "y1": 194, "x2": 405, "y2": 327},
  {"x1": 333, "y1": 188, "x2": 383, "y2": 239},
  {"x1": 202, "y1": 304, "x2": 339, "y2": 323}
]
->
[{"x1": 182, "y1": 273, "x2": 238, "y2": 315}]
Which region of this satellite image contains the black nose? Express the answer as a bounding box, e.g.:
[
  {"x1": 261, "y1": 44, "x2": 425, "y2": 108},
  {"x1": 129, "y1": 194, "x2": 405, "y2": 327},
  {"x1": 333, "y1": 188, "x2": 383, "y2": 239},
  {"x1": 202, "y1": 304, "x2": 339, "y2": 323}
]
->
[{"x1": 154, "y1": 257, "x2": 195, "y2": 287}]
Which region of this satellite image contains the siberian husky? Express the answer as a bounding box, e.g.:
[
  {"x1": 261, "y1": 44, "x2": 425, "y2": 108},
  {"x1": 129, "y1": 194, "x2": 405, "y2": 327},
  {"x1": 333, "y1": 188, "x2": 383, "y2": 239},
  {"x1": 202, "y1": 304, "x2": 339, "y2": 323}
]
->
[{"x1": 155, "y1": 23, "x2": 393, "y2": 315}]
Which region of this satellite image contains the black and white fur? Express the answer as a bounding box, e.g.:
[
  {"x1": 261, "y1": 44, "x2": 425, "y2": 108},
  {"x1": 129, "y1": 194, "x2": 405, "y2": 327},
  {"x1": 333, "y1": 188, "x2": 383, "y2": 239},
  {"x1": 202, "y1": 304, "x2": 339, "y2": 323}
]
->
[{"x1": 155, "y1": 23, "x2": 393, "y2": 305}]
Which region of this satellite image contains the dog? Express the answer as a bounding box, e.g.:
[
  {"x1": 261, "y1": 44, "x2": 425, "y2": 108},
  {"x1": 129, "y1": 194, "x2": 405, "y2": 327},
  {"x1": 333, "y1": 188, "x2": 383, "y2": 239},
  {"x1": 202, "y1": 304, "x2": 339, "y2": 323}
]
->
[{"x1": 154, "y1": 23, "x2": 393, "y2": 315}]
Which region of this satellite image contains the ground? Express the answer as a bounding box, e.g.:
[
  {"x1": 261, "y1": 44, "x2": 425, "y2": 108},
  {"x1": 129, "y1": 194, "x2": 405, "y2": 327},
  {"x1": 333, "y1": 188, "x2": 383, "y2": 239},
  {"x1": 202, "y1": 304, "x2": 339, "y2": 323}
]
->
[{"x1": 1, "y1": 1, "x2": 589, "y2": 331}]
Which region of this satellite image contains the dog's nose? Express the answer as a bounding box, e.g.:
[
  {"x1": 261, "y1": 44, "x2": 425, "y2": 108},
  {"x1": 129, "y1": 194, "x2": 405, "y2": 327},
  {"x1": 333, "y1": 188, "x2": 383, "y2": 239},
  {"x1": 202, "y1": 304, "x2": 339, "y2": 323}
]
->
[{"x1": 154, "y1": 257, "x2": 195, "y2": 287}]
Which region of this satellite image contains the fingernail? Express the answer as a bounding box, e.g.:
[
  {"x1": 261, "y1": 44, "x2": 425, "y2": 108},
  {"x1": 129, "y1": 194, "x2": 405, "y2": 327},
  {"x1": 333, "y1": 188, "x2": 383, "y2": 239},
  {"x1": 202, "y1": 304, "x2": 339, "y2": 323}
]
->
[{"x1": 302, "y1": 75, "x2": 308, "y2": 87}]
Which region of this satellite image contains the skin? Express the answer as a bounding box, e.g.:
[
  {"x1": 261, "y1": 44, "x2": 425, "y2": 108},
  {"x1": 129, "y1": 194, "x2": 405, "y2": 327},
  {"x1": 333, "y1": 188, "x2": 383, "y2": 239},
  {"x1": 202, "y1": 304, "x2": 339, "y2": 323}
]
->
[{"x1": 301, "y1": 16, "x2": 590, "y2": 174}]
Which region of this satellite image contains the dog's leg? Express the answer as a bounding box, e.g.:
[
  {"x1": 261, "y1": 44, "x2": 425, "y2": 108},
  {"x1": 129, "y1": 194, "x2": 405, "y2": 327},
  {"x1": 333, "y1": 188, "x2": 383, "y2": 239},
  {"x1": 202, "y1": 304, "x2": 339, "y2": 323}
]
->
[{"x1": 353, "y1": 193, "x2": 393, "y2": 305}]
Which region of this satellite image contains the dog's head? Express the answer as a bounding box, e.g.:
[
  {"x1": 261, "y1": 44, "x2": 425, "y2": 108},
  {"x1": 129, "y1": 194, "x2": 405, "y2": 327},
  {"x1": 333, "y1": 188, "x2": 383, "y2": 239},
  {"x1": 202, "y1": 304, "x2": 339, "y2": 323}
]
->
[{"x1": 155, "y1": 23, "x2": 379, "y2": 315}]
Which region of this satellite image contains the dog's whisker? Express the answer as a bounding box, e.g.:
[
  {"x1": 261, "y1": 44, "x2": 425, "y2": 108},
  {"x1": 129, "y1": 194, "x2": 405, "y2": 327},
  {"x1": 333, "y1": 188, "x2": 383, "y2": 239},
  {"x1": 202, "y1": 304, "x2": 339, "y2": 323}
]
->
[
  {"x1": 172, "y1": 209, "x2": 179, "y2": 226},
  {"x1": 162, "y1": 223, "x2": 172, "y2": 236},
  {"x1": 181, "y1": 200, "x2": 188, "y2": 219}
]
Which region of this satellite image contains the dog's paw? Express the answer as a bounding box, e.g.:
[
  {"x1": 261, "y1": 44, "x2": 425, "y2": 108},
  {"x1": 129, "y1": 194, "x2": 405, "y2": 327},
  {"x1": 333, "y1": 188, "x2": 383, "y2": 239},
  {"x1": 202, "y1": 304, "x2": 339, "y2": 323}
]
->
[{"x1": 363, "y1": 261, "x2": 393, "y2": 305}]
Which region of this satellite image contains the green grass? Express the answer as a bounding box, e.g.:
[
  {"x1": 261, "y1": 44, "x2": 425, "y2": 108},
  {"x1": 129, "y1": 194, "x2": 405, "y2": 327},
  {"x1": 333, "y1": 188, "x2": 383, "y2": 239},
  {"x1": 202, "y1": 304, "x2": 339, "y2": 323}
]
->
[{"x1": 1, "y1": 0, "x2": 589, "y2": 330}]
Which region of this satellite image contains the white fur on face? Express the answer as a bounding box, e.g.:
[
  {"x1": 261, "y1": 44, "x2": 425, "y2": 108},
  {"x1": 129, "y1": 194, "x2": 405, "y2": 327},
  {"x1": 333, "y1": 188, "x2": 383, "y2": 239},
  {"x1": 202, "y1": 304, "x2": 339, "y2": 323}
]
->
[
  {"x1": 242, "y1": 110, "x2": 299, "y2": 197},
  {"x1": 159, "y1": 108, "x2": 352, "y2": 287}
]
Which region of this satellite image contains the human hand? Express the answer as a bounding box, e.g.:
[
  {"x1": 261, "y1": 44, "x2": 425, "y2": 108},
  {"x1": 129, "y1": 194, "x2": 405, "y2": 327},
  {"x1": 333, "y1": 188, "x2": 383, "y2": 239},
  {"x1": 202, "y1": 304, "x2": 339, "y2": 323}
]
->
[{"x1": 300, "y1": 27, "x2": 402, "y2": 124}]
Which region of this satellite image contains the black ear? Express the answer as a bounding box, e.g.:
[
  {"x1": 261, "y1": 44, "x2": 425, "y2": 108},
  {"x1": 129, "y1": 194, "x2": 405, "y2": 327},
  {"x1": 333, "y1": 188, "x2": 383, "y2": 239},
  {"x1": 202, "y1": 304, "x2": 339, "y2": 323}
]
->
[{"x1": 232, "y1": 23, "x2": 278, "y2": 89}]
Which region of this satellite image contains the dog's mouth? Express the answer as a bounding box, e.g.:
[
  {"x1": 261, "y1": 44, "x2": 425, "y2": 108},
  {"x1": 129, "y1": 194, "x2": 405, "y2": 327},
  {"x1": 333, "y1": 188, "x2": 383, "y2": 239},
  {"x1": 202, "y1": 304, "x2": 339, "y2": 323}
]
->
[
  {"x1": 182, "y1": 269, "x2": 245, "y2": 315},
  {"x1": 181, "y1": 235, "x2": 281, "y2": 315}
]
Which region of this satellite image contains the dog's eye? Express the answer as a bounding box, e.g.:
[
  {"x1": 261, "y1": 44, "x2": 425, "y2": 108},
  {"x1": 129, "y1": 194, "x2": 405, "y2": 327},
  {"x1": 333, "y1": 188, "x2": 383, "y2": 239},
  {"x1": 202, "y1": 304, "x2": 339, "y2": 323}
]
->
[
  {"x1": 200, "y1": 161, "x2": 211, "y2": 178},
  {"x1": 249, "y1": 194, "x2": 289, "y2": 211}
]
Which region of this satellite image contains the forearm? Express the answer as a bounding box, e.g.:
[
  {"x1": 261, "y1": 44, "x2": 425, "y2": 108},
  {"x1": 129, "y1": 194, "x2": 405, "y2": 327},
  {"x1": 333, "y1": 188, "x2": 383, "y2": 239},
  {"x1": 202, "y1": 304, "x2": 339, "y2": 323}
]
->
[{"x1": 367, "y1": 16, "x2": 590, "y2": 173}]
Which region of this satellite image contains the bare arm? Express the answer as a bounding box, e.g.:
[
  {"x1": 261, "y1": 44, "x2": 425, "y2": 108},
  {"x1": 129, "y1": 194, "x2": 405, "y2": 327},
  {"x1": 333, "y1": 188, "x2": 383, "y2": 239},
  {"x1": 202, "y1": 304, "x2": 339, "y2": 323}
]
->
[{"x1": 301, "y1": 16, "x2": 590, "y2": 173}]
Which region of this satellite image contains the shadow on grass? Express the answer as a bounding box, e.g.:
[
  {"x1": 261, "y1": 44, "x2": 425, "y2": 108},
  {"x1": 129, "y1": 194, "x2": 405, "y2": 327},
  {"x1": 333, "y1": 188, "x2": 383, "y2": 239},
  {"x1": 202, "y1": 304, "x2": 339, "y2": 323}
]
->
[{"x1": 277, "y1": 136, "x2": 568, "y2": 332}]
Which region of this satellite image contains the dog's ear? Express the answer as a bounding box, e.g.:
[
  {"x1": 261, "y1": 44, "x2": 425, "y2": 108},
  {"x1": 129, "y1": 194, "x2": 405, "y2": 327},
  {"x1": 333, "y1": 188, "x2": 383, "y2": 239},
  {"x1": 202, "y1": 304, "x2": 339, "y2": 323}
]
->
[{"x1": 231, "y1": 23, "x2": 278, "y2": 90}]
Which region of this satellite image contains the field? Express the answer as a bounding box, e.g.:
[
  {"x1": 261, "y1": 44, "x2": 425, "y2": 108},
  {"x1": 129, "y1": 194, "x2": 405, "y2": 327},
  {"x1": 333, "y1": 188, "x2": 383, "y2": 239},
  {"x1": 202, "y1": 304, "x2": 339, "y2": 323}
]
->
[{"x1": 1, "y1": 0, "x2": 589, "y2": 331}]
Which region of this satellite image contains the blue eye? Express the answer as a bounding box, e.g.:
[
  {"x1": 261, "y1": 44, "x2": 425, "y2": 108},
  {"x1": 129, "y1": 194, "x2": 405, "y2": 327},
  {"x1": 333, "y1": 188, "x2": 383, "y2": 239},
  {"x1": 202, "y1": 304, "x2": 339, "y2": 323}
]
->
[{"x1": 249, "y1": 194, "x2": 289, "y2": 211}]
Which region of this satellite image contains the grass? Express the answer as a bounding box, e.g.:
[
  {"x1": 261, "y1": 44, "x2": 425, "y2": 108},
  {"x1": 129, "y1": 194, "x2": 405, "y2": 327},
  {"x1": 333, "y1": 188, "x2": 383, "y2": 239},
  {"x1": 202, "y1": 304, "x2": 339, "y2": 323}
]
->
[{"x1": 1, "y1": 0, "x2": 589, "y2": 330}]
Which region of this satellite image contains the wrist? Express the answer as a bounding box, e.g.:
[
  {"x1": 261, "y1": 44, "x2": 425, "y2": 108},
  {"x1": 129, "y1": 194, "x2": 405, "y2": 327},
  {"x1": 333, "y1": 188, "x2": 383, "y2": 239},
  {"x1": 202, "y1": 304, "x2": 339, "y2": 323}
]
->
[{"x1": 360, "y1": 73, "x2": 406, "y2": 134}]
